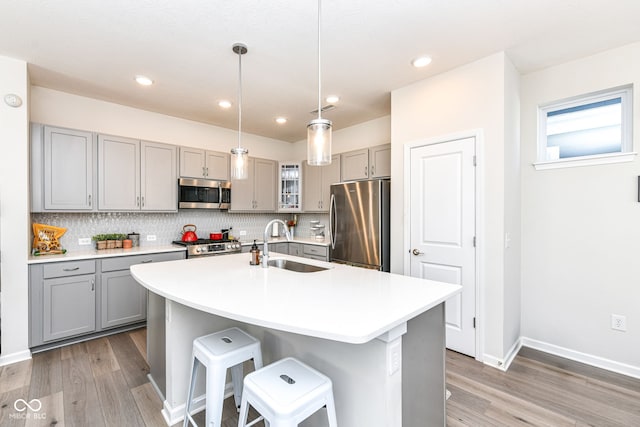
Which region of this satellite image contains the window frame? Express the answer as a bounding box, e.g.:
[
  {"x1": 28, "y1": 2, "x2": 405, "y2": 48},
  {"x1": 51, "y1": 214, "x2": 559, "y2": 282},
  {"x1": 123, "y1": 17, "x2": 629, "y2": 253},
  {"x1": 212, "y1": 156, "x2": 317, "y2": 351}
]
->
[{"x1": 535, "y1": 86, "x2": 635, "y2": 170}]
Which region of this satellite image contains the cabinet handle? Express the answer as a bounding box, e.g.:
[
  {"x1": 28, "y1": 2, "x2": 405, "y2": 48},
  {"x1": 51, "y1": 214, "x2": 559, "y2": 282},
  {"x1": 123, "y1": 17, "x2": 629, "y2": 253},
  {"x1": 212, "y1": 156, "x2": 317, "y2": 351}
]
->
[
  {"x1": 205, "y1": 167, "x2": 209, "y2": 177},
  {"x1": 91, "y1": 279, "x2": 95, "y2": 291},
  {"x1": 371, "y1": 165, "x2": 375, "y2": 176},
  {"x1": 63, "y1": 267, "x2": 80, "y2": 271},
  {"x1": 88, "y1": 194, "x2": 92, "y2": 207},
  {"x1": 318, "y1": 201, "x2": 321, "y2": 209},
  {"x1": 203, "y1": 166, "x2": 206, "y2": 177},
  {"x1": 141, "y1": 259, "x2": 153, "y2": 263},
  {"x1": 364, "y1": 165, "x2": 368, "y2": 177},
  {"x1": 137, "y1": 196, "x2": 140, "y2": 207},
  {"x1": 141, "y1": 196, "x2": 145, "y2": 207}
]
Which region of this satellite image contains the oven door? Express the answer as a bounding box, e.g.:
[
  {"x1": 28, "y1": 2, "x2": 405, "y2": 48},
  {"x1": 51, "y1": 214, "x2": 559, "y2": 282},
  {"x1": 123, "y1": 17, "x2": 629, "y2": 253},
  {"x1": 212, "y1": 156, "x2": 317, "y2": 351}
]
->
[{"x1": 178, "y1": 178, "x2": 231, "y2": 209}]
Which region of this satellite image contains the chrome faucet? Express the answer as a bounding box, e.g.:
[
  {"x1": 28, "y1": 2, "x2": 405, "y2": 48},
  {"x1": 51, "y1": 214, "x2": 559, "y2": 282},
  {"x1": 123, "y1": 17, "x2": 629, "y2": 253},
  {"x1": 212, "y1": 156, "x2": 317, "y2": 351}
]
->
[{"x1": 262, "y1": 219, "x2": 292, "y2": 268}]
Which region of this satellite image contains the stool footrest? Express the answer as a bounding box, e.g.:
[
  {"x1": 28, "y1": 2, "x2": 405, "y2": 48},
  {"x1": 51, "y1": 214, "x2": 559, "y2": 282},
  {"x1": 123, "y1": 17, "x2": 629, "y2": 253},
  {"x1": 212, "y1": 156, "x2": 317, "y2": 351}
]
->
[{"x1": 245, "y1": 415, "x2": 265, "y2": 427}]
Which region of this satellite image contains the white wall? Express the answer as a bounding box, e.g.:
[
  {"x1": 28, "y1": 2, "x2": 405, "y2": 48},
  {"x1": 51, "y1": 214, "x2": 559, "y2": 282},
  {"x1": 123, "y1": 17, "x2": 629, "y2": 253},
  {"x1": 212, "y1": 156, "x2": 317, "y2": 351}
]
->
[
  {"x1": 0, "y1": 56, "x2": 31, "y2": 364},
  {"x1": 520, "y1": 42, "x2": 640, "y2": 370},
  {"x1": 390, "y1": 52, "x2": 521, "y2": 363},
  {"x1": 290, "y1": 115, "x2": 391, "y2": 159},
  {"x1": 30, "y1": 87, "x2": 293, "y2": 160}
]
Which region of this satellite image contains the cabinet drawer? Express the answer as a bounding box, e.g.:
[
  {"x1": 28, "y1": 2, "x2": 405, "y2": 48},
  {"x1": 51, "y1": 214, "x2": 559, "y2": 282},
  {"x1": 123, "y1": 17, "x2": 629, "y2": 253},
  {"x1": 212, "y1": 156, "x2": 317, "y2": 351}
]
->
[
  {"x1": 43, "y1": 260, "x2": 96, "y2": 278},
  {"x1": 304, "y1": 254, "x2": 328, "y2": 261},
  {"x1": 303, "y1": 244, "x2": 328, "y2": 257},
  {"x1": 101, "y1": 251, "x2": 185, "y2": 272}
]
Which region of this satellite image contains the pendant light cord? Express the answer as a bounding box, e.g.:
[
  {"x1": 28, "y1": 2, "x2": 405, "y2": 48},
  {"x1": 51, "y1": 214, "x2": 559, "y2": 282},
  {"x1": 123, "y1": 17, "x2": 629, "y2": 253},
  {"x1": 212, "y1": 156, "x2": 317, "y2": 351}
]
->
[
  {"x1": 237, "y1": 47, "x2": 243, "y2": 149},
  {"x1": 317, "y1": 0, "x2": 322, "y2": 121}
]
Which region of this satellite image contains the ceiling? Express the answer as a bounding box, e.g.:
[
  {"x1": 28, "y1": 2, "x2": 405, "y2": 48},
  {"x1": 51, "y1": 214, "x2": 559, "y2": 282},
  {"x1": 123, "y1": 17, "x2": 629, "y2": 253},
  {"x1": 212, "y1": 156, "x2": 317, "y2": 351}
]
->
[{"x1": 2, "y1": 1, "x2": 640, "y2": 142}]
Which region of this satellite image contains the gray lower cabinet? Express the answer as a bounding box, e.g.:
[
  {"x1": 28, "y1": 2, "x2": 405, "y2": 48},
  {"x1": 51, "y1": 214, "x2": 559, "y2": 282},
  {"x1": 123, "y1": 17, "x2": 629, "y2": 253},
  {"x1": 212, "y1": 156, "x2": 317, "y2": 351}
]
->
[
  {"x1": 43, "y1": 273, "x2": 97, "y2": 342},
  {"x1": 29, "y1": 251, "x2": 185, "y2": 348}
]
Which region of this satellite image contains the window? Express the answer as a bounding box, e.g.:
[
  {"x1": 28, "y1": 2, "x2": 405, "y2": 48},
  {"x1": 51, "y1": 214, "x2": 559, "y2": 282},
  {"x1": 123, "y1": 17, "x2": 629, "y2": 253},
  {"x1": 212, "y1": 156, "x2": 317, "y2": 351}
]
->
[{"x1": 535, "y1": 86, "x2": 635, "y2": 170}]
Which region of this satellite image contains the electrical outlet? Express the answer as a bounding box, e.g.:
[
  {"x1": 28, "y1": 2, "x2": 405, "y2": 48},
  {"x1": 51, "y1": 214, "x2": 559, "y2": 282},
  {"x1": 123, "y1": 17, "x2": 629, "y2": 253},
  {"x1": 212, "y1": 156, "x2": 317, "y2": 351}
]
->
[
  {"x1": 239, "y1": 230, "x2": 247, "y2": 236},
  {"x1": 78, "y1": 238, "x2": 91, "y2": 245},
  {"x1": 611, "y1": 314, "x2": 627, "y2": 331},
  {"x1": 147, "y1": 234, "x2": 157, "y2": 241}
]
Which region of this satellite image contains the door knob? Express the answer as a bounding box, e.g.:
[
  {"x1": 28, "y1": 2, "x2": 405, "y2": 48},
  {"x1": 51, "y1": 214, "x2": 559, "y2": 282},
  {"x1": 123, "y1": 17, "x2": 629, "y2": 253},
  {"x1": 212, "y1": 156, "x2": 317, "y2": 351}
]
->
[{"x1": 412, "y1": 248, "x2": 423, "y2": 256}]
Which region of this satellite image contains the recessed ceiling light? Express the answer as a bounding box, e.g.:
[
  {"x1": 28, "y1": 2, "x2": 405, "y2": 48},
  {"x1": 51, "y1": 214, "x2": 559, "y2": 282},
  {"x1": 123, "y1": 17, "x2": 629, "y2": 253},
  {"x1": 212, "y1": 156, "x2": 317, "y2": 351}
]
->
[
  {"x1": 218, "y1": 100, "x2": 232, "y2": 109},
  {"x1": 325, "y1": 95, "x2": 340, "y2": 104},
  {"x1": 411, "y1": 56, "x2": 432, "y2": 68},
  {"x1": 275, "y1": 117, "x2": 287, "y2": 124},
  {"x1": 135, "y1": 75, "x2": 154, "y2": 86}
]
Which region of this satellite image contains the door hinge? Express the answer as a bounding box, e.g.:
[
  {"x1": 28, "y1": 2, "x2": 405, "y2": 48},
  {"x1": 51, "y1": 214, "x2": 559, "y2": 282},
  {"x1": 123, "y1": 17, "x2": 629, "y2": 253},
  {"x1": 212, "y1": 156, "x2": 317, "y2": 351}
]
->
[
  {"x1": 473, "y1": 155, "x2": 477, "y2": 166},
  {"x1": 473, "y1": 317, "x2": 476, "y2": 328},
  {"x1": 473, "y1": 236, "x2": 476, "y2": 247}
]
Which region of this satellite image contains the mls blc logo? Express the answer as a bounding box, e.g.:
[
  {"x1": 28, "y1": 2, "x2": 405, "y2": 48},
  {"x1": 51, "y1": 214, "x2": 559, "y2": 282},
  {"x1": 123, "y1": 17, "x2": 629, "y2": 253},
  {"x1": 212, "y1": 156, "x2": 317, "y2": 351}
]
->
[
  {"x1": 14, "y1": 398, "x2": 42, "y2": 412},
  {"x1": 10, "y1": 398, "x2": 46, "y2": 420}
]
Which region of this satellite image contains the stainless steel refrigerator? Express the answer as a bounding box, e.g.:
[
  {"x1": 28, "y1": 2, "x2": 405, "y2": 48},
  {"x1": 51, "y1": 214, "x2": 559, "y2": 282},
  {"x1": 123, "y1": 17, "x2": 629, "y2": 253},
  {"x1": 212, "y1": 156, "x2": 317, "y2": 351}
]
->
[{"x1": 329, "y1": 179, "x2": 390, "y2": 271}]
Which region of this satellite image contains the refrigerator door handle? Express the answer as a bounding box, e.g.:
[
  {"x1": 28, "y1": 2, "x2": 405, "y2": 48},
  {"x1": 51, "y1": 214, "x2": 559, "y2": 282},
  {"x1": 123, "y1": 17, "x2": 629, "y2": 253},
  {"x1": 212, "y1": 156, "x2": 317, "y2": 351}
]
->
[{"x1": 329, "y1": 193, "x2": 337, "y2": 249}]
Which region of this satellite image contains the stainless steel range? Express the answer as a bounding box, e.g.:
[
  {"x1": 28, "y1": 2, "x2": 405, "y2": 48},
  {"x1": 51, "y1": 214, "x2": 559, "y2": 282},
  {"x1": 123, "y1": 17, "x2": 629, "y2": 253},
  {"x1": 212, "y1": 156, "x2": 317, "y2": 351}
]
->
[{"x1": 173, "y1": 239, "x2": 242, "y2": 258}]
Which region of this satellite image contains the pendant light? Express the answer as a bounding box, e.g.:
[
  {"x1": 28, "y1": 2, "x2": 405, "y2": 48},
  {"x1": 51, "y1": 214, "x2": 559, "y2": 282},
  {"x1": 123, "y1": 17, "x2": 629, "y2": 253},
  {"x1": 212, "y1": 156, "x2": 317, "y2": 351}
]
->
[
  {"x1": 307, "y1": 0, "x2": 332, "y2": 166},
  {"x1": 230, "y1": 43, "x2": 249, "y2": 180}
]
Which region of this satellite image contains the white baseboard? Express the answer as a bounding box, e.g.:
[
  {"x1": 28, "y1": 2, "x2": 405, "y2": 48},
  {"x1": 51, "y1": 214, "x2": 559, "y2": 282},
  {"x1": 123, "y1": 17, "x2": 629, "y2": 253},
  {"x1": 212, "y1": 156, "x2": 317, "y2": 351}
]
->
[
  {"x1": 521, "y1": 337, "x2": 640, "y2": 380},
  {"x1": 482, "y1": 338, "x2": 522, "y2": 372},
  {"x1": 160, "y1": 382, "x2": 234, "y2": 426},
  {"x1": 0, "y1": 349, "x2": 31, "y2": 367}
]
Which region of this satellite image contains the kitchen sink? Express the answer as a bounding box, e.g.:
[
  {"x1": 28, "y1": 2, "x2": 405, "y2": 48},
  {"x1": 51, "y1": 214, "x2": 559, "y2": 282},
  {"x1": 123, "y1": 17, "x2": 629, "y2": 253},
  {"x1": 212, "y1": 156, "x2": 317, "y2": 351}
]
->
[{"x1": 267, "y1": 258, "x2": 328, "y2": 273}]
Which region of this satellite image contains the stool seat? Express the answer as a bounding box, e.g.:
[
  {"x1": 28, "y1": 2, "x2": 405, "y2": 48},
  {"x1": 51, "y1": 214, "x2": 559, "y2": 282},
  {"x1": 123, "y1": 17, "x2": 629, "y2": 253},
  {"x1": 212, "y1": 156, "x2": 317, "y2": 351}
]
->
[
  {"x1": 184, "y1": 327, "x2": 263, "y2": 427},
  {"x1": 238, "y1": 357, "x2": 338, "y2": 427}
]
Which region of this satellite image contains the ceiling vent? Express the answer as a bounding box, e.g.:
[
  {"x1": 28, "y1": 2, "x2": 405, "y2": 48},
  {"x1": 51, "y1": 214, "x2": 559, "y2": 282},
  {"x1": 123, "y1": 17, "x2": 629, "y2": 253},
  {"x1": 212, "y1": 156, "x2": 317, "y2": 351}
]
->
[{"x1": 309, "y1": 105, "x2": 336, "y2": 115}]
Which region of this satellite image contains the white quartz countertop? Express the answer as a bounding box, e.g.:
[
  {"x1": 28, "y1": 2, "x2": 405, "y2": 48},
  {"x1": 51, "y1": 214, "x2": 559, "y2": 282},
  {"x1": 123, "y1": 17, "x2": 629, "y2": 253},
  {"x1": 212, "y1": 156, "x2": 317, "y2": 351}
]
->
[
  {"x1": 27, "y1": 244, "x2": 186, "y2": 264},
  {"x1": 243, "y1": 236, "x2": 330, "y2": 247},
  {"x1": 130, "y1": 252, "x2": 461, "y2": 344}
]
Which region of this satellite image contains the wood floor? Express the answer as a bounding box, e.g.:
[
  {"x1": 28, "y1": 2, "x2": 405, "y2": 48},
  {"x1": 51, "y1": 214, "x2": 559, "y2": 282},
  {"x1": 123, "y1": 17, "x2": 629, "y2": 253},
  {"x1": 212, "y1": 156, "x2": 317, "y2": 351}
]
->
[{"x1": 1, "y1": 328, "x2": 638, "y2": 426}]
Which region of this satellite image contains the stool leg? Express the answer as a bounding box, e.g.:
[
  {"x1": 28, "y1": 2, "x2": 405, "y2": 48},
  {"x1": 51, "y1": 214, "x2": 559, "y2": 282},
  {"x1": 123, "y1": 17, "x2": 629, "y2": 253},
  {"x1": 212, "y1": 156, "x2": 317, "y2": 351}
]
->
[
  {"x1": 205, "y1": 366, "x2": 227, "y2": 427},
  {"x1": 325, "y1": 392, "x2": 338, "y2": 427},
  {"x1": 230, "y1": 363, "x2": 244, "y2": 410},
  {"x1": 237, "y1": 392, "x2": 249, "y2": 427},
  {"x1": 184, "y1": 356, "x2": 200, "y2": 427}
]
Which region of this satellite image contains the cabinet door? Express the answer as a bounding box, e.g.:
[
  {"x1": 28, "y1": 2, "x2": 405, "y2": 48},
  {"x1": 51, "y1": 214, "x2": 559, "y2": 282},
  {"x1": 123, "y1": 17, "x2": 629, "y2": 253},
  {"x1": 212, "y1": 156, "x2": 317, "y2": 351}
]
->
[
  {"x1": 254, "y1": 158, "x2": 277, "y2": 211},
  {"x1": 43, "y1": 274, "x2": 96, "y2": 342},
  {"x1": 320, "y1": 155, "x2": 341, "y2": 210},
  {"x1": 270, "y1": 242, "x2": 289, "y2": 254},
  {"x1": 205, "y1": 151, "x2": 230, "y2": 181},
  {"x1": 230, "y1": 157, "x2": 256, "y2": 211},
  {"x1": 141, "y1": 141, "x2": 177, "y2": 211},
  {"x1": 302, "y1": 160, "x2": 322, "y2": 212},
  {"x1": 43, "y1": 125, "x2": 95, "y2": 210},
  {"x1": 179, "y1": 147, "x2": 206, "y2": 178},
  {"x1": 289, "y1": 243, "x2": 303, "y2": 256},
  {"x1": 340, "y1": 148, "x2": 369, "y2": 181},
  {"x1": 98, "y1": 135, "x2": 140, "y2": 210},
  {"x1": 278, "y1": 162, "x2": 302, "y2": 212},
  {"x1": 101, "y1": 270, "x2": 147, "y2": 329},
  {"x1": 370, "y1": 144, "x2": 391, "y2": 178}
]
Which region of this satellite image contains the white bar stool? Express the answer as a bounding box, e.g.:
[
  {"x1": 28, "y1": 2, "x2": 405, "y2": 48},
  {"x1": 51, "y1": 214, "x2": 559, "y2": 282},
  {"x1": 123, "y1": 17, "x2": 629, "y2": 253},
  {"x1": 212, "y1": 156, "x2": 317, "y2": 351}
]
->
[
  {"x1": 184, "y1": 327, "x2": 263, "y2": 427},
  {"x1": 238, "y1": 357, "x2": 338, "y2": 427}
]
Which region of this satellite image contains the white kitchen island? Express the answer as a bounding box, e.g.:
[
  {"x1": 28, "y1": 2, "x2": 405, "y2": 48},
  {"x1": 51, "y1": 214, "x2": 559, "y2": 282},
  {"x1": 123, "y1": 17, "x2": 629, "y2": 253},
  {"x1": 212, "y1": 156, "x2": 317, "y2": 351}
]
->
[{"x1": 131, "y1": 252, "x2": 461, "y2": 427}]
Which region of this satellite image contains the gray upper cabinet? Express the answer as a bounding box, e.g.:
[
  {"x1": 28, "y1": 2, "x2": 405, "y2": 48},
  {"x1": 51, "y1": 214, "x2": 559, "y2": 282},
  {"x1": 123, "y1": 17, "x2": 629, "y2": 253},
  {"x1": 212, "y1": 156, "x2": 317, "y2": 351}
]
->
[
  {"x1": 340, "y1": 144, "x2": 391, "y2": 181},
  {"x1": 31, "y1": 123, "x2": 96, "y2": 212},
  {"x1": 303, "y1": 154, "x2": 340, "y2": 212},
  {"x1": 179, "y1": 146, "x2": 230, "y2": 181},
  {"x1": 98, "y1": 135, "x2": 177, "y2": 211},
  {"x1": 98, "y1": 134, "x2": 140, "y2": 210},
  {"x1": 230, "y1": 157, "x2": 277, "y2": 212},
  {"x1": 141, "y1": 141, "x2": 178, "y2": 211}
]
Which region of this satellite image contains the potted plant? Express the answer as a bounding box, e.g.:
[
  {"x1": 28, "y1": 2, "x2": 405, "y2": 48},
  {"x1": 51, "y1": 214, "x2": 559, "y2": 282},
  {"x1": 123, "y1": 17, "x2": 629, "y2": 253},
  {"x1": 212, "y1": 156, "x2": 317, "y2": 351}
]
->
[
  {"x1": 114, "y1": 233, "x2": 127, "y2": 248},
  {"x1": 92, "y1": 234, "x2": 109, "y2": 250}
]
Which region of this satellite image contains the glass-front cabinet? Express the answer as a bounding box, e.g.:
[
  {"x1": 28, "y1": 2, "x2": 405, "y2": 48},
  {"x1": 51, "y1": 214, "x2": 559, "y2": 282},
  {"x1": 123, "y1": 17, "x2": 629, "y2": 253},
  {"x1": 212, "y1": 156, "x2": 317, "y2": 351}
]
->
[{"x1": 278, "y1": 162, "x2": 302, "y2": 212}]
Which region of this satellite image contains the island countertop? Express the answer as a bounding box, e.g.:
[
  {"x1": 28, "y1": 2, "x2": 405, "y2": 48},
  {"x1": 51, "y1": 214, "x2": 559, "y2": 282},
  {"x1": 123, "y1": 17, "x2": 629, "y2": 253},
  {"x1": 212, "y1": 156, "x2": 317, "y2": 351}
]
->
[{"x1": 131, "y1": 252, "x2": 461, "y2": 344}]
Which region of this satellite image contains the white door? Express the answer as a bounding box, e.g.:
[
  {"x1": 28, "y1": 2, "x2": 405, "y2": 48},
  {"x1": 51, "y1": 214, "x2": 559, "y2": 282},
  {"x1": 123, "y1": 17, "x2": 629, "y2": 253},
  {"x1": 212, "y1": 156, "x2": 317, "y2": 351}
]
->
[{"x1": 408, "y1": 136, "x2": 476, "y2": 356}]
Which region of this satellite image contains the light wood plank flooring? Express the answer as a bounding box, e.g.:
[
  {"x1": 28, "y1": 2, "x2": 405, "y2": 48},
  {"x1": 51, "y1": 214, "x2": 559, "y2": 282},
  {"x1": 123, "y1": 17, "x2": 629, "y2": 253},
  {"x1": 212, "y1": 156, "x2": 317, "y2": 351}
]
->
[{"x1": 1, "y1": 329, "x2": 638, "y2": 426}]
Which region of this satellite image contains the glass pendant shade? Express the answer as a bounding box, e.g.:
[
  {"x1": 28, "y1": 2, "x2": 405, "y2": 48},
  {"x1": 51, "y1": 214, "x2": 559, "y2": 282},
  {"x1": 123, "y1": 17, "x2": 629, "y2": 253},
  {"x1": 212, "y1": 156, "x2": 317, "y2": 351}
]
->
[
  {"x1": 230, "y1": 147, "x2": 249, "y2": 180},
  {"x1": 307, "y1": 118, "x2": 332, "y2": 166}
]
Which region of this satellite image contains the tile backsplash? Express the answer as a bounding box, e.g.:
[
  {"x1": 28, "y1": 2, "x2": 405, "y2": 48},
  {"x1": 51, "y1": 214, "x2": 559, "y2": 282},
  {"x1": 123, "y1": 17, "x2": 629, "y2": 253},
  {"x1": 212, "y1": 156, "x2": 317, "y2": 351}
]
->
[{"x1": 31, "y1": 211, "x2": 329, "y2": 252}]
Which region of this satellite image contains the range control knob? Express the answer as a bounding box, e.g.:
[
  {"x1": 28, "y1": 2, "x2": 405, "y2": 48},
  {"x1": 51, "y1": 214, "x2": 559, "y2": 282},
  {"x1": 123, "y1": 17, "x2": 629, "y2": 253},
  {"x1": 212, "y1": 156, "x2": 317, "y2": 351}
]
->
[{"x1": 195, "y1": 247, "x2": 202, "y2": 253}]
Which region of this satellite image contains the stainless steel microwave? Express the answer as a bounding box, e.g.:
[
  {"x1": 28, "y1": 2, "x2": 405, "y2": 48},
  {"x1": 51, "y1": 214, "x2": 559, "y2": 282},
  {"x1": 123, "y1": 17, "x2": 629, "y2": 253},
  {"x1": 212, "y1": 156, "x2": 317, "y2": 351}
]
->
[{"x1": 178, "y1": 178, "x2": 231, "y2": 209}]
